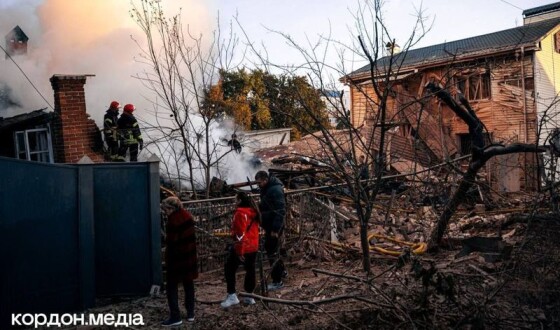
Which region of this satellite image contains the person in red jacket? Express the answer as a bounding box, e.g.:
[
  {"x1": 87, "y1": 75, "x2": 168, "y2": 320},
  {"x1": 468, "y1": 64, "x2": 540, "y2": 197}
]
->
[
  {"x1": 161, "y1": 197, "x2": 198, "y2": 326},
  {"x1": 221, "y1": 191, "x2": 261, "y2": 308}
]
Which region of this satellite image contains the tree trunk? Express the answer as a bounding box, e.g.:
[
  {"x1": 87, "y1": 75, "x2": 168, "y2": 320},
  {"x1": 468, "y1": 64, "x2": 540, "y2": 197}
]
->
[
  {"x1": 428, "y1": 166, "x2": 480, "y2": 249},
  {"x1": 359, "y1": 220, "x2": 371, "y2": 273}
]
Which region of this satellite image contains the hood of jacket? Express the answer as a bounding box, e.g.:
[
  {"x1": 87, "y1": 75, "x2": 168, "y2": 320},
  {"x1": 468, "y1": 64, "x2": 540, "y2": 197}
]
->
[
  {"x1": 235, "y1": 206, "x2": 257, "y2": 220},
  {"x1": 263, "y1": 175, "x2": 283, "y2": 192}
]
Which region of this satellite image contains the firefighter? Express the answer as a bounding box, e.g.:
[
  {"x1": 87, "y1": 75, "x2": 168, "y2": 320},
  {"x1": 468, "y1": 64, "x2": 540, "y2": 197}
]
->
[
  {"x1": 227, "y1": 133, "x2": 242, "y2": 153},
  {"x1": 103, "y1": 101, "x2": 120, "y2": 161},
  {"x1": 117, "y1": 104, "x2": 143, "y2": 162}
]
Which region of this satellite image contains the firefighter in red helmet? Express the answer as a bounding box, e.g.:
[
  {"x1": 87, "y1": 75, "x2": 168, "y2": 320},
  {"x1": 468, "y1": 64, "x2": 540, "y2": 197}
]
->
[
  {"x1": 116, "y1": 104, "x2": 143, "y2": 162},
  {"x1": 103, "y1": 101, "x2": 120, "y2": 161}
]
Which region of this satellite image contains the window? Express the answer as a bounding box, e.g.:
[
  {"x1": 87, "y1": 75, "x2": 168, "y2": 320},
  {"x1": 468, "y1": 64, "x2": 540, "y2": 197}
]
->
[
  {"x1": 454, "y1": 71, "x2": 491, "y2": 101},
  {"x1": 14, "y1": 128, "x2": 54, "y2": 163},
  {"x1": 555, "y1": 32, "x2": 560, "y2": 53}
]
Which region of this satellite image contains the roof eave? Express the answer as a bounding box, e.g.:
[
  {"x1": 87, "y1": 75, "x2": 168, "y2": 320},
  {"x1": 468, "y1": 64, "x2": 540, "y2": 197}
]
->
[{"x1": 342, "y1": 43, "x2": 540, "y2": 84}]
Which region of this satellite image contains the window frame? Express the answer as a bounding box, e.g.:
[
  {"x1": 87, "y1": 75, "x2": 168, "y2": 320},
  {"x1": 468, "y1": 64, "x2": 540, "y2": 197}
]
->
[
  {"x1": 14, "y1": 127, "x2": 54, "y2": 163},
  {"x1": 453, "y1": 70, "x2": 491, "y2": 101}
]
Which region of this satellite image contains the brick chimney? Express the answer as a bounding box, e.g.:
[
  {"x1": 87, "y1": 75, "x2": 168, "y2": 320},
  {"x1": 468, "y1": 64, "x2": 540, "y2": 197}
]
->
[{"x1": 50, "y1": 74, "x2": 104, "y2": 163}]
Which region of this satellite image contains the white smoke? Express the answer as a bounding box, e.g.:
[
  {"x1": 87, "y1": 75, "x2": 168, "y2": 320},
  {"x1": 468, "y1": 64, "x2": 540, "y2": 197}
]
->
[
  {"x1": 0, "y1": 0, "x2": 210, "y2": 120},
  {"x1": 153, "y1": 115, "x2": 260, "y2": 190},
  {"x1": 0, "y1": 0, "x2": 262, "y2": 186}
]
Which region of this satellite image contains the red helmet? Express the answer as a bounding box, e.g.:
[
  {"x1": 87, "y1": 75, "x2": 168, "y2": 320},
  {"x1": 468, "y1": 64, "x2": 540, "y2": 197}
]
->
[
  {"x1": 123, "y1": 104, "x2": 135, "y2": 113},
  {"x1": 110, "y1": 101, "x2": 120, "y2": 109}
]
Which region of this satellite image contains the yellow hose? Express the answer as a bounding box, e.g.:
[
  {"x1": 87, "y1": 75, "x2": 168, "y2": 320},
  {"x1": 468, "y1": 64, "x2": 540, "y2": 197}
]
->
[
  {"x1": 367, "y1": 233, "x2": 427, "y2": 256},
  {"x1": 212, "y1": 229, "x2": 265, "y2": 238},
  {"x1": 214, "y1": 230, "x2": 426, "y2": 257},
  {"x1": 212, "y1": 231, "x2": 231, "y2": 238}
]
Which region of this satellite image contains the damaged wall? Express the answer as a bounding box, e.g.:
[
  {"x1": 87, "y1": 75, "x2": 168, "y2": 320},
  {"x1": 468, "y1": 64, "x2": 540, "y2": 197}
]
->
[{"x1": 349, "y1": 52, "x2": 539, "y2": 192}]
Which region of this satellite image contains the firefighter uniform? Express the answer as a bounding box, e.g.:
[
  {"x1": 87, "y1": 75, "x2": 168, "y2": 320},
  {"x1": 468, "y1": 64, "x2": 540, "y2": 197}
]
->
[
  {"x1": 117, "y1": 104, "x2": 143, "y2": 162},
  {"x1": 103, "y1": 101, "x2": 120, "y2": 161}
]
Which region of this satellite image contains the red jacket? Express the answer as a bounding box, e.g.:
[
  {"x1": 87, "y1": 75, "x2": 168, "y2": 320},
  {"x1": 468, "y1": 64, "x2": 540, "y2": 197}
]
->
[
  {"x1": 166, "y1": 208, "x2": 198, "y2": 282},
  {"x1": 231, "y1": 207, "x2": 259, "y2": 256}
]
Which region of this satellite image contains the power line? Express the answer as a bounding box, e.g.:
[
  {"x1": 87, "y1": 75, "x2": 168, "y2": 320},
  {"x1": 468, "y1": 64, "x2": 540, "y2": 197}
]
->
[
  {"x1": 0, "y1": 44, "x2": 54, "y2": 111},
  {"x1": 498, "y1": 0, "x2": 524, "y2": 11}
]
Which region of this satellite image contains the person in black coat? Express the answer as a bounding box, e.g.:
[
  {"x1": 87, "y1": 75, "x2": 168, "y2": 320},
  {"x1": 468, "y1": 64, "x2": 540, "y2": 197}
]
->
[
  {"x1": 255, "y1": 170, "x2": 287, "y2": 291},
  {"x1": 103, "y1": 101, "x2": 120, "y2": 161},
  {"x1": 116, "y1": 104, "x2": 143, "y2": 162},
  {"x1": 358, "y1": 155, "x2": 370, "y2": 180},
  {"x1": 227, "y1": 133, "x2": 242, "y2": 153}
]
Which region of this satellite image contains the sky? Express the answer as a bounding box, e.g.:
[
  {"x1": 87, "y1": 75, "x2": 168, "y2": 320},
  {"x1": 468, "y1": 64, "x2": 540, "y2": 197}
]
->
[
  {"x1": 0, "y1": 0, "x2": 554, "y2": 123},
  {"x1": 0, "y1": 0, "x2": 554, "y2": 184},
  {"x1": 220, "y1": 0, "x2": 554, "y2": 72}
]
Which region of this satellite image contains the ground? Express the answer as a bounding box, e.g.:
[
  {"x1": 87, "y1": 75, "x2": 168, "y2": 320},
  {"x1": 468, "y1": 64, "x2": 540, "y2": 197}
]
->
[{"x1": 61, "y1": 210, "x2": 560, "y2": 329}]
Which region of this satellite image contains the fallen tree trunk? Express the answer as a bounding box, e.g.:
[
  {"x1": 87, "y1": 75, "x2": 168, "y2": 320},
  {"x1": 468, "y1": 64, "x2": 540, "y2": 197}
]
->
[{"x1": 425, "y1": 83, "x2": 546, "y2": 250}]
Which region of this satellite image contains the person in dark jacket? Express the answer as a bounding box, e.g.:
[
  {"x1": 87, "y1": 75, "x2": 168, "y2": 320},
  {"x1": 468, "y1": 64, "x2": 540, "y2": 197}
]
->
[
  {"x1": 227, "y1": 133, "x2": 242, "y2": 153},
  {"x1": 117, "y1": 104, "x2": 143, "y2": 162},
  {"x1": 161, "y1": 197, "x2": 198, "y2": 326},
  {"x1": 221, "y1": 191, "x2": 260, "y2": 308},
  {"x1": 255, "y1": 170, "x2": 286, "y2": 291},
  {"x1": 358, "y1": 155, "x2": 370, "y2": 180},
  {"x1": 103, "y1": 101, "x2": 120, "y2": 161}
]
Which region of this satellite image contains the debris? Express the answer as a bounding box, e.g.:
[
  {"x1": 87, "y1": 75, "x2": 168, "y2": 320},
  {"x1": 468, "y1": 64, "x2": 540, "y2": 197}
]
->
[{"x1": 456, "y1": 236, "x2": 512, "y2": 262}]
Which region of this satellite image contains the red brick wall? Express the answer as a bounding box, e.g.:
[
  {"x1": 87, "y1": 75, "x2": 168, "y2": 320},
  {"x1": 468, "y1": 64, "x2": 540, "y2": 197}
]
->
[{"x1": 50, "y1": 75, "x2": 104, "y2": 163}]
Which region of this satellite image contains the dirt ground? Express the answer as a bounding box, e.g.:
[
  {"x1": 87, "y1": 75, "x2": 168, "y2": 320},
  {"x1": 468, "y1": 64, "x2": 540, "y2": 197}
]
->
[
  {"x1": 63, "y1": 210, "x2": 560, "y2": 330},
  {"x1": 79, "y1": 258, "x2": 376, "y2": 330}
]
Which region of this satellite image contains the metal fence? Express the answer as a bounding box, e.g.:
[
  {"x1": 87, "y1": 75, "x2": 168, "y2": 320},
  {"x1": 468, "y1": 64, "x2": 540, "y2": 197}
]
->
[
  {"x1": 186, "y1": 190, "x2": 341, "y2": 272},
  {"x1": 0, "y1": 156, "x2": 161, "y2": 328}
]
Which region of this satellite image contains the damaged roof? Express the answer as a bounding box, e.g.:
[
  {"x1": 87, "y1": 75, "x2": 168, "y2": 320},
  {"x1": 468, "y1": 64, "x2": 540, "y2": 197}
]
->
[
  {"x1": 255, "y1": 125, "x2": 436, "y2": 173},
  {"x1": 348, "y1": 18, "x2": 560, "y2": 78},
  {"x1": 0, "y1": 109, "x2": 51, "y2": 131},
  {"x1": 5, "y1": 25, "x2": 28, "y2": 42}
]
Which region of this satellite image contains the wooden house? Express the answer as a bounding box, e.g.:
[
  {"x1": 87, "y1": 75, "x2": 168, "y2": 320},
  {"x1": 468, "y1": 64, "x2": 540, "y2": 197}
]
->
[{"x1": 344, "y1": 2, "x2": 560, "y2": 192}]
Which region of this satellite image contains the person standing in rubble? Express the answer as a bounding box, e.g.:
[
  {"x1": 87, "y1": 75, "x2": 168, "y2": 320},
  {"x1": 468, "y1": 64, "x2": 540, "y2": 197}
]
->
[
  {"x1": 255, "y1": 170, "x2": 287, "y2": 291},
  {"x1": 103, "y1": 101, "x2": 120, "y2": 161},
  {"x1": 358, "y1": 155, "x2": 370, "y2": 180},
  {"x1": 161, "y1": 197, "x2": 198, "y2": 326},
  {"x1": 227, "y1": 133, "x2": 242, "y2": 153},
  {"x1": 221, "y1": 191, "x2": 261, "y2": 308},
  {"x1": 116, "y1": 104, "x2": 143, "y2": 162}
]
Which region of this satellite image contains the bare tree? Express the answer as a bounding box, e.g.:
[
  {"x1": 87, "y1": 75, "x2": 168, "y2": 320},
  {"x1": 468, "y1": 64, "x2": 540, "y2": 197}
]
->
[
  {"x1": 235, "y1": 0, "x2": 431, "y2": 273},
  {"x1": 237, "y1": 0, "x2": 558, "y2": 266},
  {"x1": 131, "y1": 0, "x2": 245, "y2": 197},
  {"x1": 424, "y1": 83, "x2": 547, "y2": 248}
]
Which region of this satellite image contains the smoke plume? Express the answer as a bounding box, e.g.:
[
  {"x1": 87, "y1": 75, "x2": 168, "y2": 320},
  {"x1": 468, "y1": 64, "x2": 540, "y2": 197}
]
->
[
  {"x1": 0, "y1": 0, "x2": 262, "y2": 186},
  {"x1": 0, "y1": 0, "x2": 212, "y2": 123}
]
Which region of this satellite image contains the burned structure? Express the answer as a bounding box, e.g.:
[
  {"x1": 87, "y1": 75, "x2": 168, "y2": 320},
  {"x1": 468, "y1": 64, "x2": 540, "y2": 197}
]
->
[
  {"x1": 0, "y1": 75, "x2": 104, "y2": 163},
  {"x1": 344, "y1": 2, "x2": 560, "y2": 192},
  {"x1": 4, "y1": 25, "x2": 28, "y2": 58}
]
